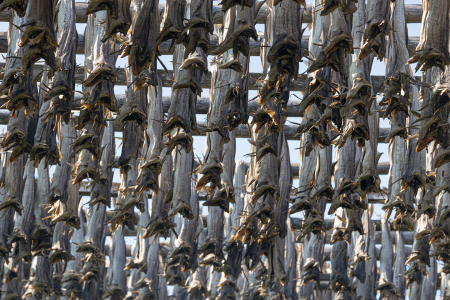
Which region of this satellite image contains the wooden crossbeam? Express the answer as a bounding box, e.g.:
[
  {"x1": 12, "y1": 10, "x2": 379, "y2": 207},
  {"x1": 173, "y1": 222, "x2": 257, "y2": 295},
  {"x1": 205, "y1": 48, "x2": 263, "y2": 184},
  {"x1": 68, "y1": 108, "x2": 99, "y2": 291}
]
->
[
  {"x1": 0, "y1": 4, "x2": 423, "y2": 24},
  {"x1": 0, "y1": 108, "x2": 392, "y2": 143},
  {"x1": 1, "y1": 63, "x2": 418, "y2": 91},
  {"x1": 56, "y1": 95, "x2": 388, "y2": 120},
  {"x1": 0, "y1": 32, "x2": 421, "y2": 56},
  {"x1": 104, "y1": 217, "x2": 413, "y2": 237},
  {"x1": 101, "y1": 212, "x2": 407, "y2": 234},
  {"x1": 103, "y1": 242, "x2": 412, "y2": 261}
]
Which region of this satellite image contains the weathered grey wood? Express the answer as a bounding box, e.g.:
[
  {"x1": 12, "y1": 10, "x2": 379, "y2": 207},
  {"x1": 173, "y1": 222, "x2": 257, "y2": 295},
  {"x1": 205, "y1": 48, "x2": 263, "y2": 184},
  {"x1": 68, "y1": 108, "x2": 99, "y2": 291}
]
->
[
  {"x1": 326, "y1": 242, "x2": 411, "y2": 262},
  {"x1": 35, "y1": 93, "x2": 384, "y2": 119},
  {"x1": 108, "y1": 221, "x2": 418, "y2": 239},
  {"x1": 0, "y1": 3, "x2": 425, "y2": 24},
  {"x1": 0, "y1": 32, "x2": 428, "y2": 58},
  {"x1": 104, "y1": 212, "x2": 418, "y2": 233},
  {"x1": 0, "y1": 112, "x2": 393, "y2": 145},
  {"x1": 0, "y1": 62, "x2": 408, "y2": 91}
]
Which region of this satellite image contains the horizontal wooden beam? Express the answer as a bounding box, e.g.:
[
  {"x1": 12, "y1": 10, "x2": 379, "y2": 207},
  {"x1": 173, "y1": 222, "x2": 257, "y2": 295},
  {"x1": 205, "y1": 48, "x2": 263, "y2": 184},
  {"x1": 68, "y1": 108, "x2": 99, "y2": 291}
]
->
[
  {"x1": 81, "y1": 183, "x2": 387, "y2": 201},
  {"x1": 71, "y1": 95, "x2": 387, "y2": 120},
  {"x1": 318, "y1": 271, "x2": 442, "y2": 289},
  {"x1": 104, "y1": 224, "x2": 415, "y2": 245},
  {"x1": 106, "y1": 220, "x2": 415, "y2": 246},
  {"x1": 103, "y1": 242, "x2": 412, "y2": 260},
  {"x1": 0, "y1": 4, "x2": 423, "y2": 25},
  {"x1": 104, "y1": 243, "x2": 169, "y2": 258},
  {"x1": 0, "y1": 32, "x2": 420, "y2": 57},
  {"x1": 0, "y1": 109, "x2": 392, "y2": 143},
  {"x1": 0, "y1": 63, "x2": 410, "y2": 92},
  {"x1": 103, "y1": 215, "x2": 412, "y2": 238},
  {"x1": 323, "y1": 245, "x2": 411, "y2": 261},
  {"x1": 78, "y1": 164, "x2": 389, "y2": 196}
]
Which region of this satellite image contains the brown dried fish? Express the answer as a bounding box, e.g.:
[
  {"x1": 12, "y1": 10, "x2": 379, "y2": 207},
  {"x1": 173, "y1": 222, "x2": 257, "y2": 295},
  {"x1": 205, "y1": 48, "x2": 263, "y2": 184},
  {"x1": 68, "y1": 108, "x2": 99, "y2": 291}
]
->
[
  {"x1": 129, "y1": 0, "x2": 160, "y2": 76},
  {"x1": 20, "y1": 0, "x2": 59, "y2": 73}
]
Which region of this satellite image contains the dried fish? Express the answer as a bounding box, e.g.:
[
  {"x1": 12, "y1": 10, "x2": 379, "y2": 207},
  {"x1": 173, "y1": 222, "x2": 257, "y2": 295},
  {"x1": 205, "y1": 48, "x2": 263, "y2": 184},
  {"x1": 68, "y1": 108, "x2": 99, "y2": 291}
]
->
[
  {"x1": 179, "y1": 0, "x2": 213, "y2": 58},
  {"x1": 407, "y1": 1, "x2": 450, "y2": 72},
  {"x1": 169, "y1": 148, "x2": 195, "y2": 220},
  {"x1": 135, "y1": 76, "x2": 163, "y2": 196},
  {"x1": 330, "y1": 209, "x2": 351, "y2": 297},
  {"x1": 157, "y1": 0, "x2": 186, "y2": 46},
  {"x1": 128, "y1": 0, "x2": 160, "y2": 76},
  {"x1": 359, "y1": 0, "x2": 389, "y2": 61},
  {"x1": 20, "y1": 0, "x2": 58, "y2": 73},
  {"x1": 197, "y1": 24, "x2": 231, "y2": 196},
  {"x1": 46, "y1": 119, "x2": 81, "y2": 228},
  {"x1": 8, "y1": 159, "x2": 35, "y2": 266}
]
